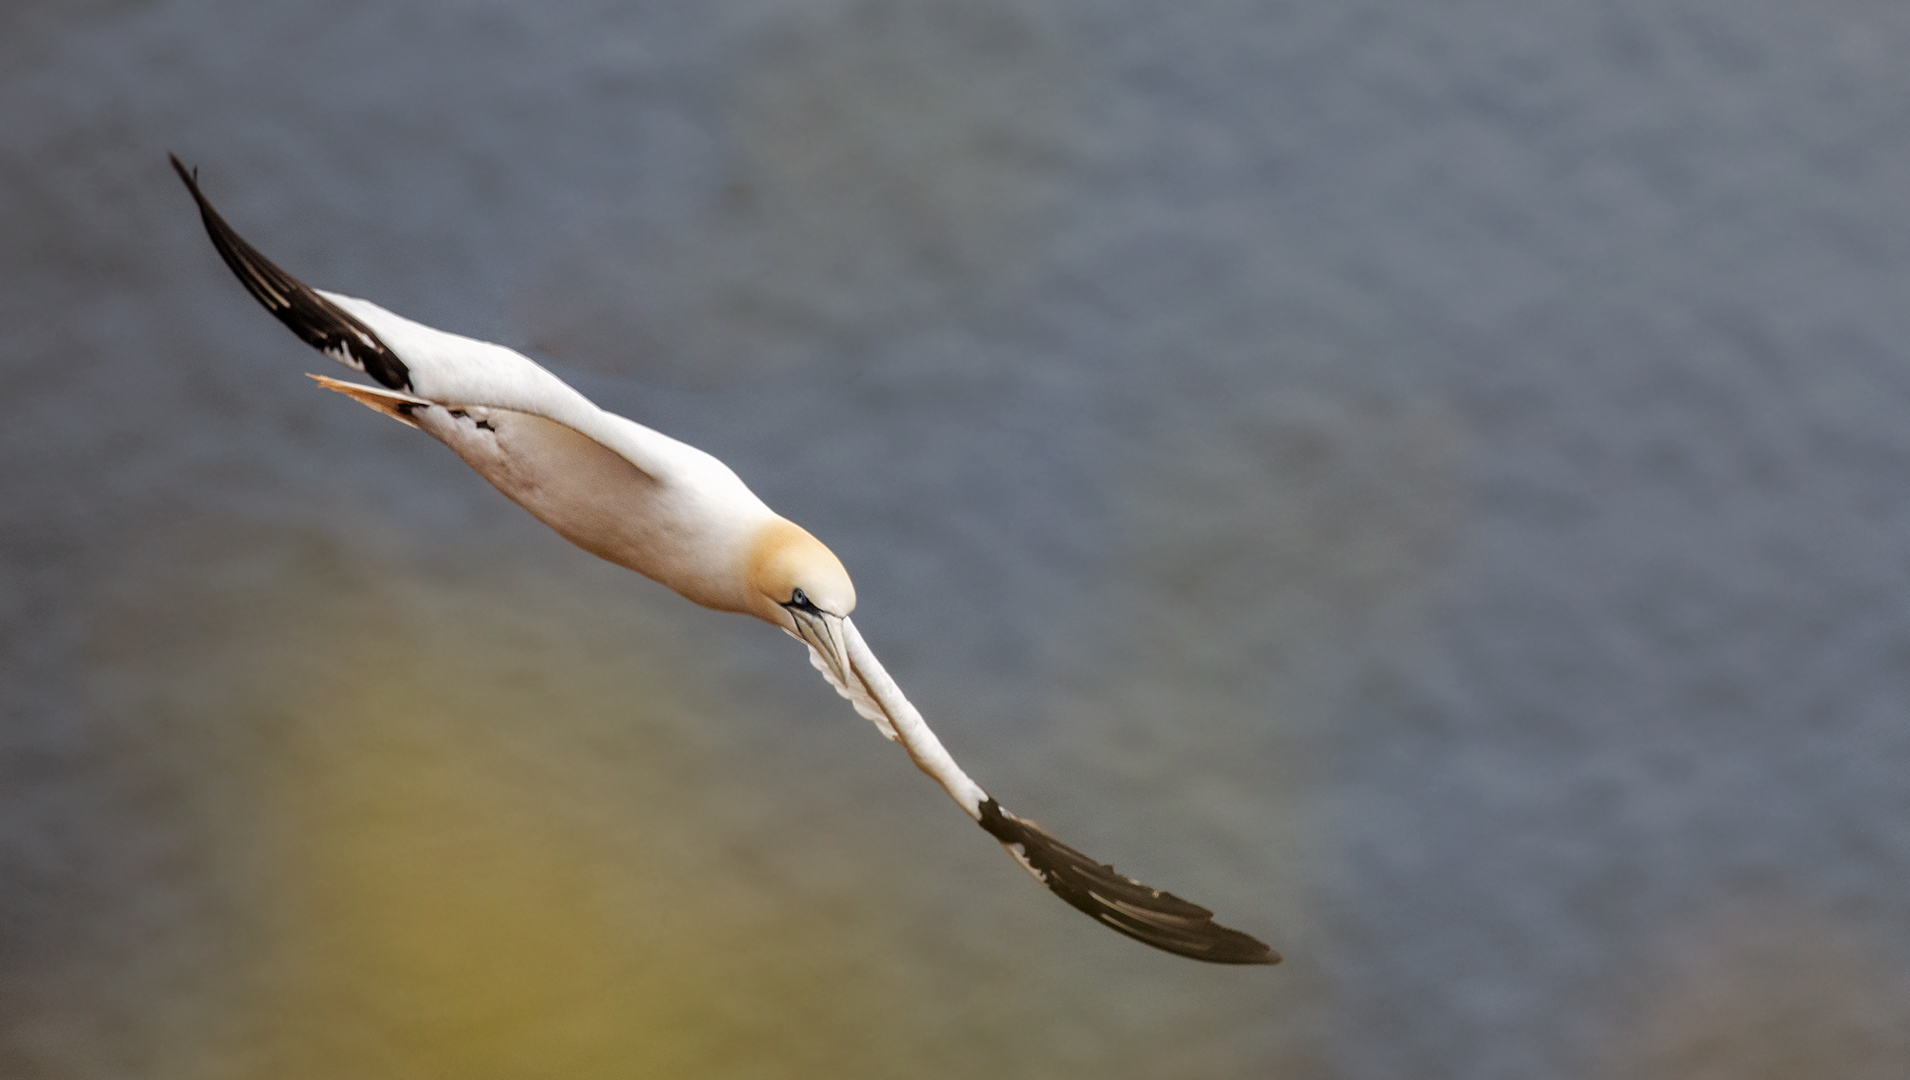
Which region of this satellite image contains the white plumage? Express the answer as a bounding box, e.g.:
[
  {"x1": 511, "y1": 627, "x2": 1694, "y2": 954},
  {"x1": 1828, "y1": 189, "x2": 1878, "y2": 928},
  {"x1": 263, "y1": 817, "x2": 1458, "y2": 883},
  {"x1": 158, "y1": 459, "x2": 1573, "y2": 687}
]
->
[{"x1": 172, "y1": 156, "x2": 1276, "y2": 965}]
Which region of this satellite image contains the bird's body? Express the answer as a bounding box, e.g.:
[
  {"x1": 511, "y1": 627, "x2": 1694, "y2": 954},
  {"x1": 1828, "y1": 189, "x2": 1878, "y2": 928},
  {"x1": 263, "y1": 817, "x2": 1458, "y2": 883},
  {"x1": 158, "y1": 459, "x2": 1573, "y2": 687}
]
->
[
  {"x1": 172, "y1": 156, "x2": 1277, "y2": 965},
  {"x1": 306, "y1": 299, "x2": 782, "y2": 618}
]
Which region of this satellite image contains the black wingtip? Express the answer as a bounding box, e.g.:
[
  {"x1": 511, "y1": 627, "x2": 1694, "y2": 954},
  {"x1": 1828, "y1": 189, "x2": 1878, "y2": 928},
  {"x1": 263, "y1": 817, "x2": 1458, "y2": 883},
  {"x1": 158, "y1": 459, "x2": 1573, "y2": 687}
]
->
[
  {"x1": 170, "y1": 154, "x2": 219, "y2": 218},
  {"x1": 977, "y1": 798, "x2": 1281, "y2": 965},
  {"x1": 168, "y1": 155, "x2": 412, "y2": 391}
]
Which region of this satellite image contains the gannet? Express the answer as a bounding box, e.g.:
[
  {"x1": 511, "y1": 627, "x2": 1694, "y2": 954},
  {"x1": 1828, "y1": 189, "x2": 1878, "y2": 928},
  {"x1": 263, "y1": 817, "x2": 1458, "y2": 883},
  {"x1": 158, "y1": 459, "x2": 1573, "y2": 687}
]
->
[{"x1": 170, "y1": 156, "x2": 1278, "y2": 965}]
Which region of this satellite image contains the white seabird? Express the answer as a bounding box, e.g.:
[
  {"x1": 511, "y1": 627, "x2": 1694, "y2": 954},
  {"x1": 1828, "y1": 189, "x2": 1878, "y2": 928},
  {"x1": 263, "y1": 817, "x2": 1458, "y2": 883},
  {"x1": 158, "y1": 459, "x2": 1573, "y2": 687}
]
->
[{"x1": 171, "y1": 156, "x2": 1277, "y2": 965}]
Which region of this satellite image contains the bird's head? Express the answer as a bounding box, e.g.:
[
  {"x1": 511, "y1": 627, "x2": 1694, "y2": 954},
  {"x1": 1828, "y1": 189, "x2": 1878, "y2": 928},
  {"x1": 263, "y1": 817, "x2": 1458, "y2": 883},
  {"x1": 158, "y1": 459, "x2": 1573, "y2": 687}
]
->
[{"x1": 746, "y1": 519, "x2": 858, "y2": 683}]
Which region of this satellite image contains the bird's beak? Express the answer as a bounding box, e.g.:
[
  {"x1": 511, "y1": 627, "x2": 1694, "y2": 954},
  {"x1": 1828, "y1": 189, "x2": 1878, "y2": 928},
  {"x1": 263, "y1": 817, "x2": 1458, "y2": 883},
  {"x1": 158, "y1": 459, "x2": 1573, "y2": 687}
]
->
[{"x1": 789, "y1": 608, "x2": 853, "y2": 687}]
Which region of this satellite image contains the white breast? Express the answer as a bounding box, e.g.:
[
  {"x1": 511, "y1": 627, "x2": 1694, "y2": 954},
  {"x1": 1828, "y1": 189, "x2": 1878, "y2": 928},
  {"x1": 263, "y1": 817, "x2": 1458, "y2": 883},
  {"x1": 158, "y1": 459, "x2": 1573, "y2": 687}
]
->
[{"x1": 409, "y1": 402, "x2": 776, "y2": 614}]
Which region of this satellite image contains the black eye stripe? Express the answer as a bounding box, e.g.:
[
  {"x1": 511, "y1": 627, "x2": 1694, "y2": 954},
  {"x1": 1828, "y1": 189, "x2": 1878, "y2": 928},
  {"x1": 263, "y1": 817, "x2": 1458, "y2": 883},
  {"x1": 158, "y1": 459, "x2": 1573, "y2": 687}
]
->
[{"x1": 783, "y1": 588, "x2": 822, "y2": 615}]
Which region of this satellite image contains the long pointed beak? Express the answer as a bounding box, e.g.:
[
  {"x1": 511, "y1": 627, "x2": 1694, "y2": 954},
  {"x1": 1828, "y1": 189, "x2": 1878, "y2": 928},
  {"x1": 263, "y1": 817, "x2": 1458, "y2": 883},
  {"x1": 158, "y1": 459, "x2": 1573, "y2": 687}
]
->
[{"x1": 790, "y1": 609, "x2": 852, "y2": 687}]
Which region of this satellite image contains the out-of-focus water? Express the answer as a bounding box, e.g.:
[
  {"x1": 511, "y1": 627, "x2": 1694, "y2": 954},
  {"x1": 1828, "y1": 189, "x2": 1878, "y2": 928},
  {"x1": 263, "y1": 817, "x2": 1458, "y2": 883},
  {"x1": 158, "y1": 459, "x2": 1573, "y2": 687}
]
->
[{"x1": 5, "y1": 0, "x2": 1910, "y2": 1076}]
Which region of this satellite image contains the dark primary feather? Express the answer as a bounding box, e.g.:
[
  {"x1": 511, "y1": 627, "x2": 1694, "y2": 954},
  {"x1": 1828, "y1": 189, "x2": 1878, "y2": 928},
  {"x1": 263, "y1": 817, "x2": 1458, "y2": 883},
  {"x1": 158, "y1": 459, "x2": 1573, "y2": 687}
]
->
[
  {"x1": 977, "y1": 798, "x2": 1279, "y2": 965},
  {"x1": 169, "y1": 155, "x2": 412, "y2": 391}
]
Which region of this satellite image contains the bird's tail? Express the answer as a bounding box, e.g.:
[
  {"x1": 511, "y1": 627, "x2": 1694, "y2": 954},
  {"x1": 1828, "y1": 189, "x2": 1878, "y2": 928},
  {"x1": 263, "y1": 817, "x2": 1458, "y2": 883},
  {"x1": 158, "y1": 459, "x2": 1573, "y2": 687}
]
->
[{"x1": 308, "y1": 373, "x2": 432, "y2": 428}]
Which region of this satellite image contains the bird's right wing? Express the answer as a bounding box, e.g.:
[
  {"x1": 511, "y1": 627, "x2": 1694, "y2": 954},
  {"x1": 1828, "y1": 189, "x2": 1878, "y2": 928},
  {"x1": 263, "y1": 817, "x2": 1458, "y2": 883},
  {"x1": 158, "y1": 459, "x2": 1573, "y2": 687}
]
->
[
  {"x1": 801, "y1": 639, "x2": 901, "y2": 741},
  {"x1": 831, "y1": 618, "x2": 1280, "y2": 965}
]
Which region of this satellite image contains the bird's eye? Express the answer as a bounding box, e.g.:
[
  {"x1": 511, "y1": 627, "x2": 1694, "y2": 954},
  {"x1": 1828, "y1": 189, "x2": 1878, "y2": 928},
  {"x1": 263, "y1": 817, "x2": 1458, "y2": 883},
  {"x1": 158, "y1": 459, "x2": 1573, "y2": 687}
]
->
[{"x1": 791, "y1": 588, "x2": 809, "y2": 606}]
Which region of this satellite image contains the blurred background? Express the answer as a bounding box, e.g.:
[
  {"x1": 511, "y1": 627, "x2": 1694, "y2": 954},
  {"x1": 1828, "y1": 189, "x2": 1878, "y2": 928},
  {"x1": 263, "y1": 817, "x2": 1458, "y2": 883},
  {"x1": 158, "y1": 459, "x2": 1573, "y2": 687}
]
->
[{"x1": 6, "y1": 0, "x2": 1910, "y2": 1076}]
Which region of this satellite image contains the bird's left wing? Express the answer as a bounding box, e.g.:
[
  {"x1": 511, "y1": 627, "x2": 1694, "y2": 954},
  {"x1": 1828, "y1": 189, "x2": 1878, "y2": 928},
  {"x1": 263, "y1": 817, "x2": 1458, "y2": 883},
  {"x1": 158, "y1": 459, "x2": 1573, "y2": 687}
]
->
[
  {"x1": 172, "y1": 155, "x2": 414, "y2": 392},
  {"x1": 829, "y1": 618, "x2": 1280, "y2": 965},
  {"x1": 171, "y1": 156, "x2": 732, "y2": 488}
]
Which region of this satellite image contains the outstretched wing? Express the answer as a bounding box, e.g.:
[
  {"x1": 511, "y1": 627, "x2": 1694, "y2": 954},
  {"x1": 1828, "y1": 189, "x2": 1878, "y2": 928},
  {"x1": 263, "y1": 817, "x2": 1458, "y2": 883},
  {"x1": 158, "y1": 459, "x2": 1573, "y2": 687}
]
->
[
  {"x1": 170, "y1": 157, "x2": 727, "y2": 486},
  {"x1": 973, "y1": 798, "x2": 1278, "y2": 964},
  {"x1": 171, "y1": 155, "x2": 413, "y2": 391},
  {"x1": 832, "y1": 619, "x2": 1280, "y2": 965}
]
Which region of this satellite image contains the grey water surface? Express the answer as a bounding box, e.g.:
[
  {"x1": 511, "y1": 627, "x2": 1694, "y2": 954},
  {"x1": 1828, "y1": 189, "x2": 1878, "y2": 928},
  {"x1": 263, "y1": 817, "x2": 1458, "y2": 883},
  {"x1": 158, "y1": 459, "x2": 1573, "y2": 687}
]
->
[{"x1": 6, "y1": 0, "x2": 1910, "y2": 1077}]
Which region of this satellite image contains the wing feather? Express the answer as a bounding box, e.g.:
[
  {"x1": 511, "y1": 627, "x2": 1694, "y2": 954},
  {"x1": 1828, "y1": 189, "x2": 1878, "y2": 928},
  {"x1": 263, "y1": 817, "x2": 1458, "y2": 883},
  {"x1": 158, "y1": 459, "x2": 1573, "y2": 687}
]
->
[
  {"x1": 976, "y1": 797, "x2": 1279, "y2": 964},
  {"x1": 171, "y1": 158, "x2": 730, "y2": 488},
  {"x1": 802, "y1": 639, "x2": 899, "y2": 740},
  {"x1": 836, "y1": 619, "x2": 1279, "y2": 964},
  {"x1": 171, "y1": 155, "x2": 412, "y2": 390}
]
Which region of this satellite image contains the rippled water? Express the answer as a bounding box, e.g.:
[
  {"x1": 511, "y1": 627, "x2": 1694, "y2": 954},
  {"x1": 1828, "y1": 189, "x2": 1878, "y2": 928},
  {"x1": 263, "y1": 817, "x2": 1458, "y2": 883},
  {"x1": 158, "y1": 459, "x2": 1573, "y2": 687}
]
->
[{"x1": 6, "y1": 1, "x2": 1910, "y2": 1077}]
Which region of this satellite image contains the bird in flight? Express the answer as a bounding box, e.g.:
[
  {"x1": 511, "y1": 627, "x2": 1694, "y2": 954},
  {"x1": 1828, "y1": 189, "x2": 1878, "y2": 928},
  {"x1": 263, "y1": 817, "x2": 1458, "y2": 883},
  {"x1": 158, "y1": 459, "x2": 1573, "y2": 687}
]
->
[{"x1": 170, "y1": 156, "x2": 1278, "y2": 965}]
